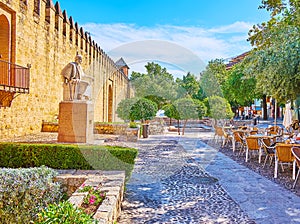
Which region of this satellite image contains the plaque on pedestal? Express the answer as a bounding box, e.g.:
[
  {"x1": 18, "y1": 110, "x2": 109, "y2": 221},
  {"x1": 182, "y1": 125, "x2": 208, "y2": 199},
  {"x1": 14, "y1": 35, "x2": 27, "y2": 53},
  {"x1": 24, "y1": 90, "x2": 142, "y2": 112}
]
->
[{"x1": 58, "y1": 101, "x2": 94, "y2": 144}]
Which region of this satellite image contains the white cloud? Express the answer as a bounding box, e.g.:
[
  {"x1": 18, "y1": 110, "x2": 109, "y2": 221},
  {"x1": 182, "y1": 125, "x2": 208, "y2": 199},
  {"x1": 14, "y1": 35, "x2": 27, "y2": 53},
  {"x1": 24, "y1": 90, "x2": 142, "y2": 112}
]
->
[
  {"x1": 208, "y1": 21, "x2": 253, "y2": 33},
  {"x1": 83, "y1": 22, "x2": 254, "y2": 74}
]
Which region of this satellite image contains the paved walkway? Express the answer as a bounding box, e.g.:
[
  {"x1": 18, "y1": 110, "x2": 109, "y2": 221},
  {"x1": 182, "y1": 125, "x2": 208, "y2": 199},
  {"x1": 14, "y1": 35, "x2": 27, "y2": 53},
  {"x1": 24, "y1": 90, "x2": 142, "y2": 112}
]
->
[{"x1": 118, "y1": 131, "x2": 300, "y2": 224}]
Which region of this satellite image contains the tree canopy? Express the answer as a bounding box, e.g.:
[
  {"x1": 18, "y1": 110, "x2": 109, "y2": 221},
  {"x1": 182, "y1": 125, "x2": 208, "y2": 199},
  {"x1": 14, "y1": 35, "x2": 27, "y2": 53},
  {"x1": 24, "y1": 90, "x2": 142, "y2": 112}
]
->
[
  {"x1": 223, "y1": 63, "x2": 260, "y2": 106},
  {"x1": 246, "y1": 0, "x2": 300, "y2": 102},
  {"x1": 199, "y1": 59, "x2": 226, "y2": 98},
  {"x1": 207, "y1": 96, "x2": 234, "y2": 120},
  {"x1": 130, "y1": 62, "x2": 180, "y2": 105}
]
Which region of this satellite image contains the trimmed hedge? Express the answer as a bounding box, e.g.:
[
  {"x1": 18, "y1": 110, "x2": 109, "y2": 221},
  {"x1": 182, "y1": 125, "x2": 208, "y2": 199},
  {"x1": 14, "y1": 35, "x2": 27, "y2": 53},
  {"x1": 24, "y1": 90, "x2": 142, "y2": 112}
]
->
[{"x1": 0, "y1": 143, "x2": 138, "y2": 177}]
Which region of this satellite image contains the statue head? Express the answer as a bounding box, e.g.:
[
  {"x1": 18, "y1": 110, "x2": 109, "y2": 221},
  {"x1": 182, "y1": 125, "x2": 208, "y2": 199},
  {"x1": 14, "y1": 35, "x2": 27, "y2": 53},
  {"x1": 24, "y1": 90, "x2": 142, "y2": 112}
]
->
[{"x1": 75, "y1": 55, "x2": 83, "y2": 64}]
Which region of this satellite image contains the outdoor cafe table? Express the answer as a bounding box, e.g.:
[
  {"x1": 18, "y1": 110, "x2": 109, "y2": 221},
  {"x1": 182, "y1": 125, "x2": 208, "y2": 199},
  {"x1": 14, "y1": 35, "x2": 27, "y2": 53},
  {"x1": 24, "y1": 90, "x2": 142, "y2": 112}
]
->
[{"x1": 249, "y1": 133, "x2": 281, "y2": 140}]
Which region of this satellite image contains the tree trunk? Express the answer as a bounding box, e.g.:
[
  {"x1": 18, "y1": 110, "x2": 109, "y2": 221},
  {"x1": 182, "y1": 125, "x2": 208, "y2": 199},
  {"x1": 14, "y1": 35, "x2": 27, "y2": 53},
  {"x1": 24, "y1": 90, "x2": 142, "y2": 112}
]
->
[
  {"x1": 262, "y1": 95, "x2": 268, "y2": 120},
  {"x1": 182, "y1": 119, "x2": 188, "y2": 135},
  {"x1": 177, "y1": 120, "x2": 180, "y2": 135}
]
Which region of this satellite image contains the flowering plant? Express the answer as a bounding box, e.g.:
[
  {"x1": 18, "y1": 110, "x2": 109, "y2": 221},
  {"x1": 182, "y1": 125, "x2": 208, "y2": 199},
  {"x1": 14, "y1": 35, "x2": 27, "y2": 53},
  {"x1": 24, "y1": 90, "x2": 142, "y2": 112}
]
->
[{"x1": 78, "y1": 184, "x2": 106, "y2": 214}]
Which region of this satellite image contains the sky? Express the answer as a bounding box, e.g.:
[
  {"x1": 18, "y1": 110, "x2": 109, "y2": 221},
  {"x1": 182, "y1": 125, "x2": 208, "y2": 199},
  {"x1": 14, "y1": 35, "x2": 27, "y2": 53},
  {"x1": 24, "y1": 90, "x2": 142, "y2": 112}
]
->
[{"x1": 58, "y1": 0, "x2": 271, "y2": 77}]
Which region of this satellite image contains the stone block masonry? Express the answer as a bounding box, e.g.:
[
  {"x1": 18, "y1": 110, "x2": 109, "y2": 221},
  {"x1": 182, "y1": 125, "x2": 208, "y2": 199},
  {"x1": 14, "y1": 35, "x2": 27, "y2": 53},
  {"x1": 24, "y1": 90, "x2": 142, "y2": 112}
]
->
[
  {"x1": 58, "y1": 101, "x2": 94, "y2": 143},
  {"x1": 0, "y1": 0, "x2": 132, "y2": 140}
]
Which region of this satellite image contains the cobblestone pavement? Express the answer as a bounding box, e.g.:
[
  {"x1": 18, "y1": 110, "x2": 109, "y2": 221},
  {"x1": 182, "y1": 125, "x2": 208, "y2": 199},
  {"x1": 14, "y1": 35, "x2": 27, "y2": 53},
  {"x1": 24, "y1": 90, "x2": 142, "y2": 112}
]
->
[{"x1": 118, "y1": 134, "x2": 255, "y2": 224}]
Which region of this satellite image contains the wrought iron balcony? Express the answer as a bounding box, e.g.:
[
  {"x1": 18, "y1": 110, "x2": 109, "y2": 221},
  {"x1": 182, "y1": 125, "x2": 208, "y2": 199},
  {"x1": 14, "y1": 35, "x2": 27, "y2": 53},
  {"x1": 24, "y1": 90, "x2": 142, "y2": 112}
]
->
[
  {"x1": 0, "y1": 60, "x2": 30, "y2": 107},
  {"x1": 0, "y1": 59, "x2": 30, "y2": 93}
]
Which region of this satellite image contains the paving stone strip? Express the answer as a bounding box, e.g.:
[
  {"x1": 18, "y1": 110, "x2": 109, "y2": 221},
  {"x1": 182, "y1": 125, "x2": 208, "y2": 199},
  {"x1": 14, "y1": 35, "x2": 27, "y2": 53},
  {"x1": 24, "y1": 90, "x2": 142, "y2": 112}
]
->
[{"x1": 118, "y1": 139, "x2": 255, "y2": 224}]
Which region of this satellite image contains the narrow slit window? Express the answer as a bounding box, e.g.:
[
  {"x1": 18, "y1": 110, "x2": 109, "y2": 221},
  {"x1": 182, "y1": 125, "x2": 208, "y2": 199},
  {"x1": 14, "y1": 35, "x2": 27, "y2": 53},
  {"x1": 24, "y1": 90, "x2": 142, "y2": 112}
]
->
[{"x1": 33, "y1": 0, "x2": 40, "y2": 15}]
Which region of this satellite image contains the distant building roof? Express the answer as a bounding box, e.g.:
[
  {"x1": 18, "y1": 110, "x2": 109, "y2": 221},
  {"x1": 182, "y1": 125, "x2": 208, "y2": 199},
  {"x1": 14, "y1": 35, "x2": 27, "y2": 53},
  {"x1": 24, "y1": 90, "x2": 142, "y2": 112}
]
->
[
  {"x1": 115, "y1": 57, "x2": 129, "y2": 69},
  {"x1": 225, "y1": 51, "x2": 249, "y2": 70}
]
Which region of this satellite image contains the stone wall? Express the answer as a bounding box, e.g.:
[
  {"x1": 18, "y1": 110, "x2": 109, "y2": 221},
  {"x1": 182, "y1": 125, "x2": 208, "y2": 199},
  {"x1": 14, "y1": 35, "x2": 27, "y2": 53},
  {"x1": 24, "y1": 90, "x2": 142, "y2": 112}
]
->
[
  {"x1": 0, "y1": 0, "x2": 132, "y2": 139},
  {"x1": 94, "y1": 123, "x2": 128, "y2": 135},
  {"x1": 149, "y1": 117, "x2": 166, "y2": 135}
]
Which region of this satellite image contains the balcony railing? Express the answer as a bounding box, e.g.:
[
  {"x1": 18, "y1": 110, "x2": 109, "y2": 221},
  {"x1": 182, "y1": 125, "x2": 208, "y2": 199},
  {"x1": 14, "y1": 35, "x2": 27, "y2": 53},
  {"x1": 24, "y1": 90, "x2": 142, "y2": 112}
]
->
[{"x1": 0, "y1": 59, "x2": 30, "y2": 93}]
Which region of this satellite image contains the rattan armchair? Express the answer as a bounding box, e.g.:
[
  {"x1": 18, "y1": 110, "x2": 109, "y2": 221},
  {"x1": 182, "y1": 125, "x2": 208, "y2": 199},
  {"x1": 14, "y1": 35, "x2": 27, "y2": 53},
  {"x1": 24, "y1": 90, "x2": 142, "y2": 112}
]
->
[
  {"x1": 232, "y1": 131, "x2": 246, "y2": 154},
  {"x1": 292, "y1": 147, "x2": 300, "y2": 188},
  {"x1": 259, "y1": 138, "x2": 275, "y2": 168},
  {"x1": 274, "y1": 143, "x2": 296, "y2": 179},
  {"x1": 245, "y1": 136, "x2": 261, "y2": 163},
  {"x1": 213, "y1": 126, "x2": 224, "y2": 144}
]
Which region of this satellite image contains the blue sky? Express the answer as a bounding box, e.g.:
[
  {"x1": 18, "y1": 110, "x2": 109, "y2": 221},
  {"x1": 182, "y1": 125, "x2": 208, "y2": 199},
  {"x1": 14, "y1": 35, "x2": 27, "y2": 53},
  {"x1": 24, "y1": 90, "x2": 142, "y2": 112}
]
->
[{"x1": 58, "y1": 0, "x2": 270, "y2": 76}]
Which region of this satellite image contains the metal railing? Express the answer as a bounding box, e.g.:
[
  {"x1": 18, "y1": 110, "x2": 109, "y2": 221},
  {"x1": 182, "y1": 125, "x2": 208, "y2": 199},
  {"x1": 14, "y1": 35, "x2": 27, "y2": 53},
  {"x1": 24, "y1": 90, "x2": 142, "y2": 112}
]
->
[{"x1": 0, "y1": 60, "x2": 30, "y2": 93}]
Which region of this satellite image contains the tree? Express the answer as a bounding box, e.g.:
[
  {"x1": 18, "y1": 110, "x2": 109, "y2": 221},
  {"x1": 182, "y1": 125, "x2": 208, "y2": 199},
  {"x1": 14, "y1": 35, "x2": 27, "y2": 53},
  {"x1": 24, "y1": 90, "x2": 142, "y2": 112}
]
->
[
  {"x1": 248, "y1": 29, "x2": 300, "y2": 102},
  {"x1": 223, "y1": 63, "x2": 260, "y2": 107},
  {"x1": 129, "y1": 98, "x2": 158, "y2": 123},
  {"x1": 248, "y1": 0, "x2": 300, "y2": 49},
  {"x1": 192, "y1": 99, "x2": 207, "y2": 120},
  {"x1": 162, "y1": 103, "x2": 181, "y2": 135},
  {"x1": 116, "y1": 98, "x2": 138, "y2": 121},
  {"x1": 246, "y1": 0, "x2": 300, "y2": 102},
  {"x1": 173, "y1": 97, "x2": 199, "y2": 135},
  {"x1": 176, "y1": 72, "x2": 200, "y2": 99},
  {"x1": 199, "y1": 59, "x2": 227, "y2": 98},
  {"x1": 130, "y1": 62, "x2": 180, "y2": 107},
  {"x1": 207, "y1": 96, "x2": 234, "y2": 125}
]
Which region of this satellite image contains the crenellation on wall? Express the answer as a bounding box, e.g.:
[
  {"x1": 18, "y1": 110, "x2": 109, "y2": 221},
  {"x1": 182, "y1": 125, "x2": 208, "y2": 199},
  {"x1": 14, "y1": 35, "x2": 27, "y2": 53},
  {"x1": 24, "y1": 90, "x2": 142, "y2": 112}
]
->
[
  {"x1": 61, "y1": 10, "x2": 68, "y2": 38},
  {"x1": 45, "y1": 0, "x2": 55, "y2": 24},
  {"x1": 0, "y1": 0, "x2": 132, "y2": 139},
  {"x1": 54, "y1": 1, "x2": 63, "y2": 35}
]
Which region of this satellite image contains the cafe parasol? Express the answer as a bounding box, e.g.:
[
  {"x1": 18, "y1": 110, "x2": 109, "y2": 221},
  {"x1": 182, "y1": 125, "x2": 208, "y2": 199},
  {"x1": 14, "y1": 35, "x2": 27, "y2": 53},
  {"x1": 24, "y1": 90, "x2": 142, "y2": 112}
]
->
[{"x1": 283, "y1": 102, "x2": 293, "y2": 132}]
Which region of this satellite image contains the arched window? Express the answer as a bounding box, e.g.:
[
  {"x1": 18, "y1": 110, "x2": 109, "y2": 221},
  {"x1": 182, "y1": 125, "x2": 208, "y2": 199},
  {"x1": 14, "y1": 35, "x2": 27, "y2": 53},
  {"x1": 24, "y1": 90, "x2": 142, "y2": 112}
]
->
[{"x1": 0, "y1": 15, "x2": 10, "y2": 62}]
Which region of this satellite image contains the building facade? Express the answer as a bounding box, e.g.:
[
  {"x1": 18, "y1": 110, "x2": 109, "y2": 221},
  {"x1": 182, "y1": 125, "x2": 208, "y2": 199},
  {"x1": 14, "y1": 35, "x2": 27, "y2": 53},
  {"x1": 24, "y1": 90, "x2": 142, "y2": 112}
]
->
[{"x1": 0, "y1": 0, "x2": 131, "y2": 138}]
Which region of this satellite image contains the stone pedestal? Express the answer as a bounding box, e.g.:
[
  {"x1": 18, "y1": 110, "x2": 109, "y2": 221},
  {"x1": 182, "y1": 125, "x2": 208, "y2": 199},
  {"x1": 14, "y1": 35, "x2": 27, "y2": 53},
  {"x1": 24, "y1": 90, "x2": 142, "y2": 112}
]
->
[{"x1": 58, "y1": 101, "x2": 94, "y2": 143}]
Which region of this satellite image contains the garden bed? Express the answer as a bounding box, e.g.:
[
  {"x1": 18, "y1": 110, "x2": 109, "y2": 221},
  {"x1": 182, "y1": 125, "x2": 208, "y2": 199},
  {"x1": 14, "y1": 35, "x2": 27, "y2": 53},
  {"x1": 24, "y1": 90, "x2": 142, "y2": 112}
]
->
[{"x1": 55, "y1": 170, "x2": 125, "y2": 223}]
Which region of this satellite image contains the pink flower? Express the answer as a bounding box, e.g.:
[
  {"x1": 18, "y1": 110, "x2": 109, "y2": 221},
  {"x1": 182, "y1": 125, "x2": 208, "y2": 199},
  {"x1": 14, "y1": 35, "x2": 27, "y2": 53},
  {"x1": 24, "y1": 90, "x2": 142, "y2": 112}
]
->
[{"x1": 89, "y1": 195, "x2": 96, "y2": 204}]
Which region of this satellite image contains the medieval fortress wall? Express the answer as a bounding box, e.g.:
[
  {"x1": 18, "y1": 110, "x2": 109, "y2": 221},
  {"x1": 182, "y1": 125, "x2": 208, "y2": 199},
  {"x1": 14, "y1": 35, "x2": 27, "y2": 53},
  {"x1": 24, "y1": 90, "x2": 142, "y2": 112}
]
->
[{"x1": 0, "y1": 0, "x2": 131, "y2": 138}]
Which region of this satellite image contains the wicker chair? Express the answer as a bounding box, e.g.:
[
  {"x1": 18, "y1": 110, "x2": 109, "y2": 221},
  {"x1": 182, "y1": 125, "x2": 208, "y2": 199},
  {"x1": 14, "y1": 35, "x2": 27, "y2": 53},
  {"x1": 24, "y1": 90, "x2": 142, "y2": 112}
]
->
[
  {"x1": 222, "y1": 128, "x2": 232, "y2": 148},
  {"x1": 259, "y1": 138, "x2": 275, "y2": 168},
  {"x1": 213, "y1": 126, "x2": 224, "y2": 144},
  {"x1": 249, "y1": 130, "x2": 258, "y2": 135},
  {"x1": 292, "y1": 147, "x2": 300, "y2": 188},
  {"x1": 274, "y1": 143, "x2": 296, "y2": 179},
  {"x1": 267, "y1": 126, "x2": 282, "y2": 135},
  {"x1": 232, "y1": 131, "x2": 246, "y2": 154},
  {"x1": 245, "y1": 136, "x2": 261, "y2": 163}
]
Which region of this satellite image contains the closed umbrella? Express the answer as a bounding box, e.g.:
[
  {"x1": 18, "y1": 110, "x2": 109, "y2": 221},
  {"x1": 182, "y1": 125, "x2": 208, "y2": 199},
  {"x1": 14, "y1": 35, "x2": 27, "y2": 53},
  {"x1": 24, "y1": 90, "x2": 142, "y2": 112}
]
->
[{"x1": 283, "y1": 102, "x2": 293, "y2": 132}]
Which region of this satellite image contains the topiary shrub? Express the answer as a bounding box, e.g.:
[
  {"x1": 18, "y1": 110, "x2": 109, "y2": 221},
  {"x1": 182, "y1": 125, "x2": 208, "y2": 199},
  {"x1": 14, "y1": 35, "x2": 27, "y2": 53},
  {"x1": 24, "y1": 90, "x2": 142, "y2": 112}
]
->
[
  {"x1": 0, "y1": 143, "x2": 138, "y2": 179},
  {"x1": 129, "y1": 98, "x2": 158, "y2": 122}
]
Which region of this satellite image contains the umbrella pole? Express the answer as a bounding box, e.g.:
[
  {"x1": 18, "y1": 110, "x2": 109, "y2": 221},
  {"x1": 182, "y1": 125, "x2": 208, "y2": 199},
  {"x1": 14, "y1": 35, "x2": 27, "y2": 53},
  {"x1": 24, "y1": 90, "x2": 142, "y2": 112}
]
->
[{"x1": 274, "y1": 99, "x2": 277, "y2": 126}]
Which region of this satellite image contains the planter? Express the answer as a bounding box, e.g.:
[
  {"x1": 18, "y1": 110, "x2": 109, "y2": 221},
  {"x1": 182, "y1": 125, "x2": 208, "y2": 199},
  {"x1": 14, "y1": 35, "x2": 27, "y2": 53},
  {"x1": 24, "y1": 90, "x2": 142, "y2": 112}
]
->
[
  {"x1": 56, "y1": 170, "x2": 125, "y2": 224},
  {"x1": 41, "y1": 121, "x2": 59, "y2": 132},
  {"x1": 126, "y1": 127, "x2": 140, "y2": 142}
]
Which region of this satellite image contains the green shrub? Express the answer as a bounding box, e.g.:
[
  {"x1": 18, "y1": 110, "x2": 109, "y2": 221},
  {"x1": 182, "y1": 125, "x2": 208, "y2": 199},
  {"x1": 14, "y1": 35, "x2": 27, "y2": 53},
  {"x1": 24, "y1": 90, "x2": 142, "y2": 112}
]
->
[
  {"x1": 36, "y1": 201, "x2": 98, "y2": 224},
  {"x1": 129, "y1": 121, "x2": 138, "y2": 128},
  {"x1": 129, "y1": 98, "x2": 158, "y2": 122},
  {"x1": 0, "y1": 143, "x2": 138, "y2": 178},
  {"x1": 0, "y1": 166, "x2": 63, "y2": 224}
]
